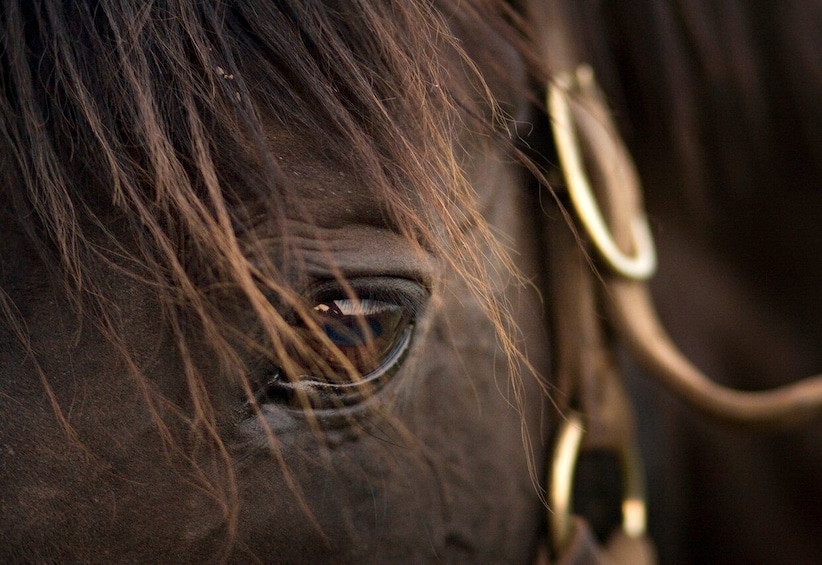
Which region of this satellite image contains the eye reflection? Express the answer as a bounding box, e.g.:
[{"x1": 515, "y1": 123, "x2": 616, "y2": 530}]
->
[
  {"x1": 252, "y1": 286, "x2": 421, "y2": 410},
  {"x1": 312, "y1": 298, "x2": 407, "y2": 377}
]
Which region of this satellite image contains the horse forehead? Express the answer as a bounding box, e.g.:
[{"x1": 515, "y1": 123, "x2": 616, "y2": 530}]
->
[{"x1": 257, "y1": 130, "x2": 389, "y2": 229}]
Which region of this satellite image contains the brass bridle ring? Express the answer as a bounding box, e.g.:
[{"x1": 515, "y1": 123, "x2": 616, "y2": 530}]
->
[
  {"x1": 549, "y1": 412, "x2": 648, "y2": 553},
  {"x1": 548, "y1": 66, "x2": 657, "y2": 281}
]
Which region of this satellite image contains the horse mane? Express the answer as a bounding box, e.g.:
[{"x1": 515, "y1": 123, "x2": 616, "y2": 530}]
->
[{"x1": 0, "y1": 0, "x2": 539, "y2": 543}]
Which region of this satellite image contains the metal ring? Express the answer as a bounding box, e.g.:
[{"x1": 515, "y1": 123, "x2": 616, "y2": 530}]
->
[
  {"x1": 548, "y1": 412, "x2": 648, "y2": 553},
  {"x1": 548, "y1": 67, "x2": 657, "y2": 281}
]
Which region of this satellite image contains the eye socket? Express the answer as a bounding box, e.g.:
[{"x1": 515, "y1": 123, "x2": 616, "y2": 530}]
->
[{"x1": 253, "y1": 279, "x2": 425, "y2": 410}]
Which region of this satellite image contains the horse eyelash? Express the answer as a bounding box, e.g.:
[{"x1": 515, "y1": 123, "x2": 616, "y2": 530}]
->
[{"x1": 305, "y1": 277, "x2": 430, "y2": 320}]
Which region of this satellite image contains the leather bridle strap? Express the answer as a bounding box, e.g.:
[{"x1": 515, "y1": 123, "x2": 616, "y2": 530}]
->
[
  {"x1": 608, "y1": 280, "x2": 822, "y2": 425},
  {"x1": 524, "y1": 1, "x2": 656, "y2": 561},
  {"x1": 524, "y1": 1, "x2": 822, "y2": 563},
  {"x1": 542, "y1": 69, "x2": 655, "y2": 563}
]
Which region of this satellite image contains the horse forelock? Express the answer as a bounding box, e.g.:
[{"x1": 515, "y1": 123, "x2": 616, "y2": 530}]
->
[
  {"x1": 0, "y1": 0, "x2": 536, "y2": 538},
  {"x1": 0, "y1": 2, "x2": 513, "y2": 318}
]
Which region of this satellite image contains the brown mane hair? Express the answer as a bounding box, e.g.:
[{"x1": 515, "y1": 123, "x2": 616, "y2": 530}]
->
[{"x1": 0, "y1": 0, "x2": 542, "y2": 544}]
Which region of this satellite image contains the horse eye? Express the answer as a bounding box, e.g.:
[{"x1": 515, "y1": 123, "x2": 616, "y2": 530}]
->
[
  {"x1": 254, "y1": 290, "x2": 419, "y2": 409},
  {"x1": 310, "y1": 298, "x2": 411, "y2": 377}
]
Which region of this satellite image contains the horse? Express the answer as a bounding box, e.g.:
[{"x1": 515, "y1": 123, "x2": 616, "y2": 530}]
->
[
  {"x1": 1, "y1": 1, "x2": 821, "y2": 563},
  {"x1": 0, "y1": 2, "x2": 552, "y2": 562}
]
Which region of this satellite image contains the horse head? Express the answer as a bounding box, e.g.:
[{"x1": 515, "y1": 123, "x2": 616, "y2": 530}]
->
[{"x1": 2, "y1": 1, "x2": 822, "y2": 563}]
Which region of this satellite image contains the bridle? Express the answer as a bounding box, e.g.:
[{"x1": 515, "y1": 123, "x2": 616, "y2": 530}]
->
[
  {"x1": 543, "y1": 58, "x2": 822, "y2": 565},
  {"x1": 552, "y1": 66, "x2": 822, "y2": 422},
  {"x1": 533, "y1": 2, "x2": 822, "y2": 562},
  {"x1": 541, "y1": 66, "x2": 655, "y2": 563}
]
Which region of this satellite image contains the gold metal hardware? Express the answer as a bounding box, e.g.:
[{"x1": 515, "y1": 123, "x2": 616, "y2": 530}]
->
[{"x1": 547, "y1": 65, "x2": 657, "y2": 281}]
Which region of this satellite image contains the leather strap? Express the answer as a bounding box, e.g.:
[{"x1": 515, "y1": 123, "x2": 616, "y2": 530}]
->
[
  {"x1": 521, "y1": 1, "x2": 655, "y2": 562},
  {"x1": 545, "y1": 178, "x2": 653, "y2": 564},
  {"x1": 524, "y1": 0, "x2": 822, "y2": 561},
  {"x1": 558, "y1": 518, "x2": 656, "y2": 565}
]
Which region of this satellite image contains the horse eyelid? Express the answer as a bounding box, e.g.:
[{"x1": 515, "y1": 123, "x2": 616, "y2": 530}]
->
[{"x1": 304, "y1": 277, "x2": 430, "y2": 320}]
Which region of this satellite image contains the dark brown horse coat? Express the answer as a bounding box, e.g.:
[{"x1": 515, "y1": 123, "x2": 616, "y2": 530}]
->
[{"x1": 1, "y1": 1, "x2": 820, "y2": 563}]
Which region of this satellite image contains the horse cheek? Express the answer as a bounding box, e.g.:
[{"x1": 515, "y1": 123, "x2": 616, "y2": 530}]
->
[{"x1": 0, "y1": 265, "x2": 222, "y2": 561}]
